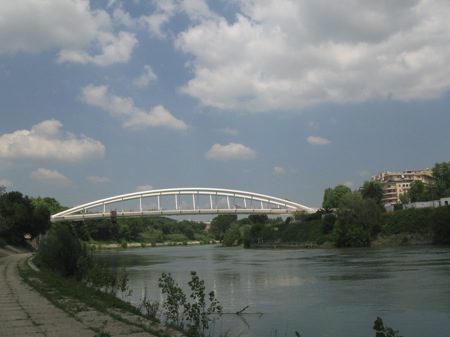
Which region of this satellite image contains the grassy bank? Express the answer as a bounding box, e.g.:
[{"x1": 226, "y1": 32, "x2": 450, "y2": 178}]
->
[{"x1": 19, "y1": 258, "x2": 181, "y2": 337}]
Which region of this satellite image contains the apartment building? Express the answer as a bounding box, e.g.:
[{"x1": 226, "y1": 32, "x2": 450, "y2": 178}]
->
[{"x1": 371, "y1": 169, "x2": 435, "y2": 205}]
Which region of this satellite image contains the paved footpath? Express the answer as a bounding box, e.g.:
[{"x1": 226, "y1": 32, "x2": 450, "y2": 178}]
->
[{"x1": 0, "y1": 252, "x2": 172, "y2": 337}]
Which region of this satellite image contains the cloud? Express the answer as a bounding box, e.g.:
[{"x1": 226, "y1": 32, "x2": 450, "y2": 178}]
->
[
  {"x1": 273, "y1": 166, "x2": 297, "y2": 174},
  {"x1": 215, "y1": 127, "x2": 238, "y2": 136},
  {"x1": 87, "y1": 176, "x2": 110, "y2": 184},
  {"x1": 133, "y1": 65, "x2": 158, "y2": 88},
  {"x1": 30, "y1": 168, "x2": 71, "y2": 186},
  {"x1": 175, "y1": 0, "x2": 450, "y2": 111},
  {"x1": 80, "y1": 85, "x2": 189, "y2": 130},
  {"x1": 0, "y1": 119, "x2": 105, "y2": 165},
  {"x1": 0, "y1": 0, "x2": 137, "y2": 66},
  {"x1": 137, "y1": 1, "x2": 178, "y2": 38},
  {"x1": 57, "y1": 31, "x2": 137, "y2": 66},
  {"x1": 273, "y1": 166, "x2": 286, "y2": 175},
  {"x1": 205, "y1": 143, "x2": 256, "y2": 161},
  {"x1": 0, "y1": 179, "x2": 13, "y2": 188},
  {"x1": 356, "y1": 169, "x2": 370, "y2": 177},
  {"x1": 307, "y1": 136, "x2": 330, "y2": 145},
  {"x1": 136, "y1": 184, "x2": 154, "y2": 192}
]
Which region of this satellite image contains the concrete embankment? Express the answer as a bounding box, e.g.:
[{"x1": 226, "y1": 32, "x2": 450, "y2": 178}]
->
[{"x1": 0, "y1": 250, "x2": 181, "y2": 337}]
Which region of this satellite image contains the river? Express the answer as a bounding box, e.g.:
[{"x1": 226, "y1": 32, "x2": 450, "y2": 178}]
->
[{"x1": 95, "y1": 245, "x2": 450, "y2": 337}]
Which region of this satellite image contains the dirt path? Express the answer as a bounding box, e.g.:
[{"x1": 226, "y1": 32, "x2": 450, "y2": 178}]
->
[{"x1": 0, "y1": 253, "x2": 172, "y2": 337}]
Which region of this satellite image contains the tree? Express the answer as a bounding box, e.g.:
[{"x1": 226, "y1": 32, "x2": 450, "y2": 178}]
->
[
  {"x1": 209, "y1": 214, "x2": 237, "y2": 241},
  {"x1": 432, "y1": 161, "x2": 450, "y2": 198},
  {"x1": 30, "y1": 196, "x2": 66, "y2": 215},
  {"x1": 248, "y1": 214, "x2": 268, "y2": 224},
  {"x1": 408, "y1": 181, "x2": 431, "y2": 202},
  {"x1": 0, "y1": 191, "x2": 51, "y2": 243},
  {"x1": 360, "y1": 181, "x2": 384, "y2": 206},
  {"x1": 322, "y1": 184, "x2": 352, "y2": 211},
  {"x1": 35, "y1": 223, "x2": 93, "y2": 280},
  {"x1": 223, "y1": 223, "x2": 241, "y2": 246},
  {"x1": 333, "y1": 192, "x2": 381, "y2": 247}
]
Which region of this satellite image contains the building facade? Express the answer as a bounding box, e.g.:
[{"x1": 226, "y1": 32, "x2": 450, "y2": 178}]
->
[{"x1": 371, "y1": 169, "x2": 435, "y2": 205}]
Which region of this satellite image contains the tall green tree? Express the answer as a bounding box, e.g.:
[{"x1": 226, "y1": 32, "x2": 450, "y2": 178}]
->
[
  {"x1": 408, "y1": 181, "x2": 431, "y2": 202},
  {"x1": 360, "y1": 180, "x2": 384, "y2": 206},
  {"x1": 322, "y1": 184, "x2": 352, "y2": 211},
  {"x1": 333, "y1": 192, "x2": 381, "y2": 247},
  {"x1": 30, "y1": 196, "x2": 66, "y2": 214},
  {"x1": 432, "y1": 161, "x2": 450, "y2": 198},
  {"x1": 209, "y1": 214, "x2": 237, "y2": 241},
  {"x1": 0, "y1": 191, "x2": 51, "y2": 243}
]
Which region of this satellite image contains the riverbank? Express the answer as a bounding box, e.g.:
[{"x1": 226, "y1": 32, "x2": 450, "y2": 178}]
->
[
  {"x1": 0, "y1": 249, "x2": 183, "y2": 337},
  {"x1": 90, "y1": 233, "x2": 435, "y2": 251}
]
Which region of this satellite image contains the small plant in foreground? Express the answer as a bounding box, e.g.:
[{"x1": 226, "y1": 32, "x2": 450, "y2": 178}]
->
[
  {"x1": 158, "y1": 271, "x2": 222, "y2": 336},
  {"x1": 373, "y1": 316, "x2": 403, "y2": 337}
]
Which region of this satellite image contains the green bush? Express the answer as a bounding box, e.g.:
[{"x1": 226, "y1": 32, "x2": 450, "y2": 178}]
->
[
  {"x1": 35, "y1": 223, "x2": 93, "y2": 280},
  {"x1": 381, "y1": 208, "x2": 433, "y2": 234},
  {"x1": 431, "y1": 206, "x2": 450, "y2": 244}
]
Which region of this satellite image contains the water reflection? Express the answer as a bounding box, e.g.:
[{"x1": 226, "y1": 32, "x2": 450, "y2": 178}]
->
[{"x1": 95, "y1": 245, "x2": 450, "y2": 337}]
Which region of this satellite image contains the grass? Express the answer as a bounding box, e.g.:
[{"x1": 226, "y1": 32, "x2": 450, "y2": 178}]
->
[{"x1": 18, "y1": 259, "x2": 176, "y2": 337}]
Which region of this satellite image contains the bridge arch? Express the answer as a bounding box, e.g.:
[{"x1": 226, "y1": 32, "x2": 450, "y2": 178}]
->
[{"x1": 51, "y1": 187, "x2": 317, "y2": 222}]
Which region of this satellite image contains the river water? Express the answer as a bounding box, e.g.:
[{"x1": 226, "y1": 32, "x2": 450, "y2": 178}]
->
[{"x1": 95, "y1": 245, "x2": 450, "y2": 337}]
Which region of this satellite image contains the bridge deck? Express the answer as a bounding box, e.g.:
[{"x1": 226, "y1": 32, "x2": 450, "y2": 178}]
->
[{"x1": 51, "y1": 187, "x2": 317, "y2": 222}]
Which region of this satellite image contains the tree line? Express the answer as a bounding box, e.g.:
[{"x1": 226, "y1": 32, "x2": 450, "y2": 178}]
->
[{"x1": 0, "y1": 187, "x2": 65, "y2": 246}]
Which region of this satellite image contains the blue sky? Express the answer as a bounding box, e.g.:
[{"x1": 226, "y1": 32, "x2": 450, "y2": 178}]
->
[{"x1": 0, "y1": 0, "x2": 449, "y2": 210}]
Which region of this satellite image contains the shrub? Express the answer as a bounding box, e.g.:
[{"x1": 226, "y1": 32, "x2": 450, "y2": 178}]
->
[
  {"x1": 35, "y1": 223, "x2": 93, "y2": 280},
  {"x1": 158, "y1": 271, "x2": 222, "y2": 336}
]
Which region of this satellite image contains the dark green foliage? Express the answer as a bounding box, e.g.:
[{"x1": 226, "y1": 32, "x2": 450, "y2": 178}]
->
[
  {"x1": 408, "y1": 181, "x2": 432, "y2": 202},
  {"x1": 361, "y1": 180, "x2": 384, "y2": 206},
  {"x1": 248, "y1": 214, "x2": 268, "y2": 224},
  {"x1": 209, "y1": 214, "x2": 238, "y2": 241},
  {"x1": 373, "y1": 316, "x2": 403, "y2": 337},
  {"x1": 333, "y1": 193, "x2": 381, "y2": 247},
  {"x1": 35, "y1": 223, "x2": 93, "y2": 280},
  {"x1": 322, "y1": 214, "x2": 336, "y2": 234},
  {"x1": 0, "y1": 191, "x2": 51, "y2": 243},
  {"x1": 380, "y1": 208, "x2": 434, "y2": 235},
  {"x1": 431, "y1": 206, "x2": 450, "y2": 244},
  {"x1": 432, "y1": 161, "x2": 450, "y2": 198}
]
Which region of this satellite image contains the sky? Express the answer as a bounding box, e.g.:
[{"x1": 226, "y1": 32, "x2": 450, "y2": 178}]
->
[{"x1": 0, "y1": 0, "x2": 449, "y2": 211}]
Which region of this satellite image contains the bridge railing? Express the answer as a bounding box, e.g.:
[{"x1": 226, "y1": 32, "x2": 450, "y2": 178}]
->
[{"x1": 51, "y1": 187, "x2": 317, "y2": 222}]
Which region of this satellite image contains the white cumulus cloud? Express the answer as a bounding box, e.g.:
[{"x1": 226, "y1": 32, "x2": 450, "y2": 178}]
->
[
  {"x1": 0, "y1": 0, "x2": 137, "y2": 66},
  {"x1": 307, "y1": 136, "x2": 330, "y2": 145},
  {"x1": 0, "y1": 119, "x2": 105, "y2": 165},
  {"x1": 273, "y1": 166, "x2": 286, "y2": 175},
  {"x1": 205, "y1": 143, "x2": 256, "y2": 161},
  {"x1": 136, "y1": 184, "x2": 154, "y2": 192},
  {"x1": 30, "y1": 168, "x2": 71, "y2": 186},
  {"x1": 80, "y1": 85, "x2": 189, "y2": 130},
  {"x1": 133, "y1": 65, "x2": 158, "y2": 88},
  {"x1": 175, "y1": 0, "x2": 450, "y2": 111}
]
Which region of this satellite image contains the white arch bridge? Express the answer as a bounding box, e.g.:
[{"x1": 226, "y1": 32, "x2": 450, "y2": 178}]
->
[{"x1": 50, "y1": 187, "x2": 317, "y2": 223}]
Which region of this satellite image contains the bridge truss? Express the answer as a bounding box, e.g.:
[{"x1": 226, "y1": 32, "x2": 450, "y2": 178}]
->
[{"x1": 51, "y1": 187, "x2": 317, "y2": 222}]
